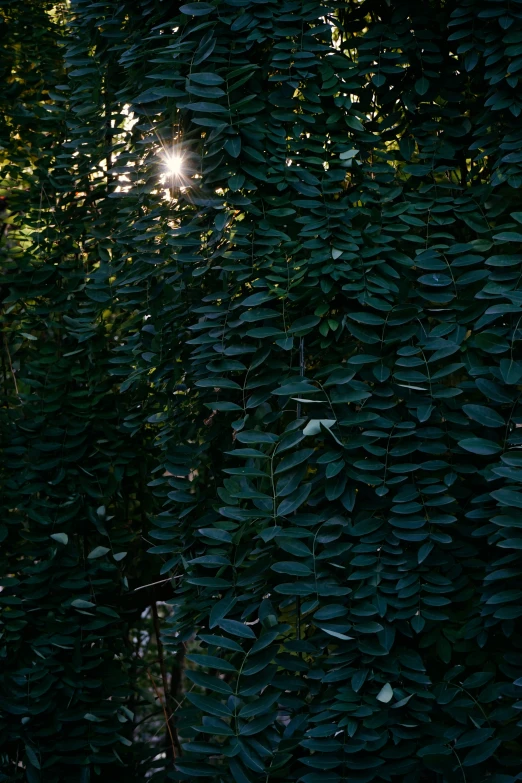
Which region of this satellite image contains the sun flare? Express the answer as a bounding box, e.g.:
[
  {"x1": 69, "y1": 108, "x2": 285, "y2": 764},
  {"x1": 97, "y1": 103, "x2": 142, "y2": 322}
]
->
[{"x1": 165, "y1": 153, "x2": 183, "y2": 177}]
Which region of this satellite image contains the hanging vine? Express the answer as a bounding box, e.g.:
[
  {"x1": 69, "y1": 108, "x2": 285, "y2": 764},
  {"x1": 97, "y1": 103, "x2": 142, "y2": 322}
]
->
[{"x1": 2, "y1": 0, "x2": 522, "y2": 781}]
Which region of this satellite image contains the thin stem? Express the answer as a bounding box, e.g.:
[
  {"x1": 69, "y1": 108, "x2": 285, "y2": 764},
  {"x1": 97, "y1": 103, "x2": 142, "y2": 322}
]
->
[
  {"x1": 3, "y1": 333, "x2": 19, "y2": 398},
  {"x1": 146, "y1": 669, "x2": 178, "y2": 759},
  {"x1": 151, "y1": 603, "x2": 180, "y2": 757}
]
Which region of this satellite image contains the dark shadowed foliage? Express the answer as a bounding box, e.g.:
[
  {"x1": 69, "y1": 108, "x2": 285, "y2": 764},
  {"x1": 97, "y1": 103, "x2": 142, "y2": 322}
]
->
[{"x1": 2, "y1": 1, "x2": 522, "y2": 782}]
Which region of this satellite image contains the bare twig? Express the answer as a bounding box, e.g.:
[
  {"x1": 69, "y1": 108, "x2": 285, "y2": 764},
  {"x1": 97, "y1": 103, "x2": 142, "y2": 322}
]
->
[
  {"x1": 2, "y1": 333, "x2": 19, "y2": 398},
  {"x1": 151, "y1": 603, "x2": 182, "y2": 757},
  {"x1": 133, "y1": 574, "x2": 181, "y2": 593},
  {"x1": 146, "y1": 668, "x2": 177, "y2": 760}
]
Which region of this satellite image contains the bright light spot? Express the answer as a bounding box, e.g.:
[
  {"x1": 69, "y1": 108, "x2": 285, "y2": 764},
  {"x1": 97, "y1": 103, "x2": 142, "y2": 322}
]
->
[
  {"x1": 165, "y1": 153, "x2": 183, "y2": 177},
  {"x1": 159, "y1": 149, "x2": 189, "y2": 198}
]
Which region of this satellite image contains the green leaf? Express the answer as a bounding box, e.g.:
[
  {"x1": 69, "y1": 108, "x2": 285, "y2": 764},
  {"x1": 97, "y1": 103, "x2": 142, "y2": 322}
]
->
[
  {"x1": 415, "y1": 76, "x2": 429, "y2": 95},
  {"x1": 273, "y1": 382, "x2": 320, "y2": 396},
  {"x1": 288, "y1": 316, "x2": 321, "y2": 334},
  {"x1": 230, "y1": 759, "x2": 255, "y2": 783},
  {"x1": 458, "y1": 438, "x2": 501, "y2": 455},
  {"x1": 455, "y1": 728, "x2": 495, "y2": 749},
  {"x1": 346, "y1": 115, "x2": 364, "y2": 131},
  {"x1": 25, "y1": 745, "x2": 40, "y2": 770},
  {"x1": 210, "y1": 596, "x2": 237, "y2": 629},
  {"x1": 462, "y1": 740, "x2": 501, "y2": 766},
  {"x1": 198, "y1": 527, "x2": 233, "y2": 543},
  {"x1": 50, "y1": 533, "x2": 68, "y2": 545},
  {"x1": 303, "y1": 419, "x2": 336, "y2": 436},
  {"x1": 185, "y1": 671, "x2": 233, "y2": 695},
  {"x1": 87, "y1": 546, "x2": 110, "y2": 559},
  {"x1": 186, "y1": 654, "x2": 237, "y2": 672},
  {"x1": 462, "y1": 404, "x2": 505, "y2": 428},
  {"x1": 199, "y1": 634, "x2": 243, "y2": 652},
  {"x1": 218, "y1": 619, "x2": 256, "y2": 638},
  {"x1": 376, "y1": 683, "x2": 394, "y2": 703},
  {"x1": 491, "y1": 489, "x2": 522, "y2": 509},
  {"x1": 190, "y1": 72, "x2": 224, "y2": 85},
  {"x1": 493, "y1": 232, "x2": 522, "y2": 242},
  {"x1": 235, "y1": 431, "x2": 279, "y2": 444},
  {"x1": 418, "y1": 541, "x2": 433, "y2": 564},
  {"x1": 318, "y1": 626, "x2": 353, "y2": 641},
  {"x1": 351, "y1": 669, "x2": 368, "y2": 692},
  {"x1": 186, "y1": 693, "x2": 232, "y2": 717},
  {"x1": 239, "y1": 691, "x2": 279, "y2": 718},
  {"x1": 274, "y1": 448, "x2": 314, "y2": 474},
  {"x1": 189, "y1": 555, "x2": 231, "y2": 566},
  {"x1": 224, "y1": 137, "x2": 241, "y2": 157},
  {"x1": 271, "y1": 561, "x2": 312, "y2": 576},
  {"x1": 180, "y1": 3, "x2": 215, "y2": 16},
  {"x1": 277, "y1": 483, "x2": 311, "y2": 516}
]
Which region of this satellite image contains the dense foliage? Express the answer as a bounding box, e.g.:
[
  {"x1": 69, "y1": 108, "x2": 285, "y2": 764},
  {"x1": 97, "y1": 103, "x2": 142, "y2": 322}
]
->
[{"x1": 2, "y1": 0, "x2": 522, "y2": 781}]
